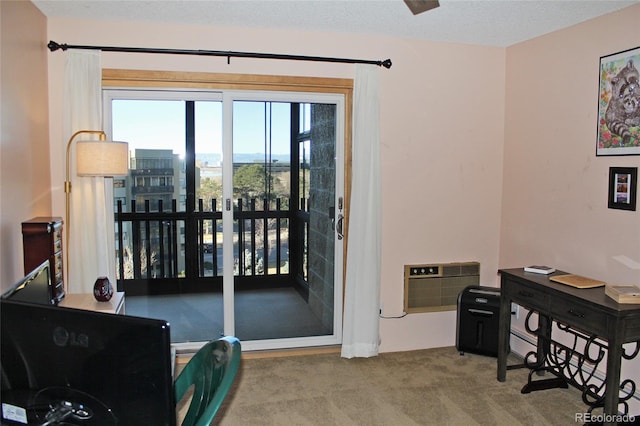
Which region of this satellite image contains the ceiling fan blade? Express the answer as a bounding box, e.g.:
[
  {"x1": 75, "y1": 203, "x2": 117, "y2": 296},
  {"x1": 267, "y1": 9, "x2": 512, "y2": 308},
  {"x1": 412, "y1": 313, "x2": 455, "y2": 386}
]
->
[{"x1": 404, "y1": 0, "x2": 440, "y2": 15}]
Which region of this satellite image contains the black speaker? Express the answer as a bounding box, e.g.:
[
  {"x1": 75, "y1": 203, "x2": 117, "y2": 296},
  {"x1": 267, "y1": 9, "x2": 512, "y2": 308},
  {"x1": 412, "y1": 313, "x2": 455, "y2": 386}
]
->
[{"x1": 456, "y1": 286, "x2": 500, "y2": 357}]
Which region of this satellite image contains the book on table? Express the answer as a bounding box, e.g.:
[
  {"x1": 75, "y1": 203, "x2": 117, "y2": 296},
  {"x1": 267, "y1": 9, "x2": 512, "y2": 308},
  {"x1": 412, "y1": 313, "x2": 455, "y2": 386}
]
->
[
  {"x1": 605, "y1": 284, "x2": 640, "y2": 304},
  {"x1": 524, "y1": 265, "x2": 556, "y2": 274}
]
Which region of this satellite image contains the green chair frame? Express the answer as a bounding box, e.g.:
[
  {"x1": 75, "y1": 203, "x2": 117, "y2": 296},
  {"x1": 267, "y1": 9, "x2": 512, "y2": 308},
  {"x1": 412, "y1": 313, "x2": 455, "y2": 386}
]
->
[{"x1": 175, "y1": 336, "x2": 241, "y2": 426}]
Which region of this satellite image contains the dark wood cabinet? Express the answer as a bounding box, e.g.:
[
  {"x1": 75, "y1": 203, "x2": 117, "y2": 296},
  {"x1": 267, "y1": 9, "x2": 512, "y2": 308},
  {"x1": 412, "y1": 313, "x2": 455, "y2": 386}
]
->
[{"x1": 22, "y1": 217, "x2": 65, "y2": 302}]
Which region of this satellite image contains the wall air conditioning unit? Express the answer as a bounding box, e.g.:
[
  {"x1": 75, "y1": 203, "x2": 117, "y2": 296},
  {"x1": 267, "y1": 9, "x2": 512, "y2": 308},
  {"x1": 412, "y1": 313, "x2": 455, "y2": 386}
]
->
[{"x1": 404, "y1": 261, "x2": 480, "y2": 313}]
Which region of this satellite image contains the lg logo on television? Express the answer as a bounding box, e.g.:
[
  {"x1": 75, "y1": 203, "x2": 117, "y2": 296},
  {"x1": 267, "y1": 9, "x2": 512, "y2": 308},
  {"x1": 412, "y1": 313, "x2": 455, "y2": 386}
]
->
[{"x1": 53, "y1": 326, "x2": 89, "y2": 348}]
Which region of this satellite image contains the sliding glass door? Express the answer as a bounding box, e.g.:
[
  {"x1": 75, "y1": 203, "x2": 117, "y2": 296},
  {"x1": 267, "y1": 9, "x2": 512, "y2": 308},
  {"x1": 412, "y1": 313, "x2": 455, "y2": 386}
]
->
[{"x1": 104, "y1": 89, "x2": 344, "y2": 351}]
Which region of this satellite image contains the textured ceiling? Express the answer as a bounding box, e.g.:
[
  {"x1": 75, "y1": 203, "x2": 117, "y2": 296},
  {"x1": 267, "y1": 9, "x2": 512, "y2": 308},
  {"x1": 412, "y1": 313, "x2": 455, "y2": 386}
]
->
[{"x1": 33, "y1": 0, "x2": 639, "y2": 47}]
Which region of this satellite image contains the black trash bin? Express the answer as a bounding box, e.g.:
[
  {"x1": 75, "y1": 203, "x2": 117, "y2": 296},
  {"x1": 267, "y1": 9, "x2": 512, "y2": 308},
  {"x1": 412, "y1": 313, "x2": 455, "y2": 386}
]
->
[{"x1": 456, "y1": 286, "x2": 501, "y2": 357}]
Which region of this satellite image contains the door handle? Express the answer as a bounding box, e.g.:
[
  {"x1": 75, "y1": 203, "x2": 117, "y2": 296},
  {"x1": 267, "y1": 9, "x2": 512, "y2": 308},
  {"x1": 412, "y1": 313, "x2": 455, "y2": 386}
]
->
[{"x1": 336, "y1": 196, "x2": 344, "y2": 240}]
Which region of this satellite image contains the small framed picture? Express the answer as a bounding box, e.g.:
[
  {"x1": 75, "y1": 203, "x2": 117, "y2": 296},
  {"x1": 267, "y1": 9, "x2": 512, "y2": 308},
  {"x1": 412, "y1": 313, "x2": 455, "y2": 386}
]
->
[
  {"x1": 596, "y1": 46, "x2": 640, "y2": 156},
  {"x1": 608, "y1": 167, "x2": 637, "y2": 211}
]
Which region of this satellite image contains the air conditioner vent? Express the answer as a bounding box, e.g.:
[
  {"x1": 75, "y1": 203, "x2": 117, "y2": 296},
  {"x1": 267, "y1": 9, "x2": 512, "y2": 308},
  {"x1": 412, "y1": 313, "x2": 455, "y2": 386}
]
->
[
  {"x1": 404, "y1": 261, "x2": 480, "y2": 313},
  {"x1": 443, "y1": 262, "x2": 480, "y2": 277}
]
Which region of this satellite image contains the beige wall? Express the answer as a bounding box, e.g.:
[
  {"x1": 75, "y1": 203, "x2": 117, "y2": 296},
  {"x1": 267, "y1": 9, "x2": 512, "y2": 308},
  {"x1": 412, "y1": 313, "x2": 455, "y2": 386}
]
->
[
  {"x1": 501, "y1": 5, "x2": 640, "y2": 283},
  {"x1": 0, "y1": 0, "x2": 51, "y2": 292},
  {"x1": 501, "y1": 4, "x2": 640, "y2": 407}
]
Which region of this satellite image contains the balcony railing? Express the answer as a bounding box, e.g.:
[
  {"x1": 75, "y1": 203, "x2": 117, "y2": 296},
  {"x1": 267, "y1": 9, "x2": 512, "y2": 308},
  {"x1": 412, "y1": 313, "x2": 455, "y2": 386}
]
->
[{"x1": 115, "y1": 197, "x2": 300, "y2": 295}]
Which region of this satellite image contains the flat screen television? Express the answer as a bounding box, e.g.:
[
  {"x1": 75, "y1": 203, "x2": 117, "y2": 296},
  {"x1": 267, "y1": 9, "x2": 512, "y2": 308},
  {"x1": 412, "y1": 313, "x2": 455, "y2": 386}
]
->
[
  {"x1": 0, "y1": 299, "x2": 176, "y2": 425},
  {"x1": 1, "y1": 260, "x2": 57, "y2": 305}
]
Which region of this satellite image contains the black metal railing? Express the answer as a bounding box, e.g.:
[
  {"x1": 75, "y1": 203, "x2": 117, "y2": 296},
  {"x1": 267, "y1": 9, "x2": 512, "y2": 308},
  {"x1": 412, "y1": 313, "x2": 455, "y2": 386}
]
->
[{"x1": 115, "y1": 197, "x2": 299, "y2": 294}]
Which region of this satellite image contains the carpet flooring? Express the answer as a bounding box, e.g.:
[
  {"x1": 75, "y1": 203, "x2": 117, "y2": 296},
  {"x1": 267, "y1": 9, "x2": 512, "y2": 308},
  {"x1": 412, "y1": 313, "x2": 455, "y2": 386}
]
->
[{"x1": 179, "y1": 346, "x2": 592, "y2": 426}]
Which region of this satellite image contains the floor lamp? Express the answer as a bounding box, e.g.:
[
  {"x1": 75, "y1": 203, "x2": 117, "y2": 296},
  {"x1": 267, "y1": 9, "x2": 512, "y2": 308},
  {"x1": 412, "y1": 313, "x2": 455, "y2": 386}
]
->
[{"x1": 65, "y1": 130, "x2": 128, "y2": 288}]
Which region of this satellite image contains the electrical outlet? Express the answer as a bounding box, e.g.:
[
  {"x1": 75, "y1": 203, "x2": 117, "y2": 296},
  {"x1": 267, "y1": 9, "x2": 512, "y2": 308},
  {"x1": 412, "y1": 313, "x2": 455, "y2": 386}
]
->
[{"x1": 511, "y1": 302, "x2": 519, "y2": 319}]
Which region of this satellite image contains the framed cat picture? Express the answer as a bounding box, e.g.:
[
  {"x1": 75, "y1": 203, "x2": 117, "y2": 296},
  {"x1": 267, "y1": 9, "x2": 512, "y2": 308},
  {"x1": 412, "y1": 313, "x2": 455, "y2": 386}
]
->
[{"x1": 597, "y1": 46, "x2": 640, "y2": 156}]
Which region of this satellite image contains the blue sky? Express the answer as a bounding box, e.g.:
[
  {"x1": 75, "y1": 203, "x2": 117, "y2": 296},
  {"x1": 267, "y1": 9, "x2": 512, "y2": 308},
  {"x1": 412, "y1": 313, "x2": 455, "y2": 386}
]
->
[{"x1": 111, "y1": 99, "x2": 293, "y2": 157}]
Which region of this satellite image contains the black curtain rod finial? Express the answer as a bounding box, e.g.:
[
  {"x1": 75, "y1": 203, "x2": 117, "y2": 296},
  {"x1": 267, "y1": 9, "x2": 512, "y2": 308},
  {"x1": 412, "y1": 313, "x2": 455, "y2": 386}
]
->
[
  {"x1": 48, "y1": 40, "x2": 67, "y2": 52},
  {"x1": 381, "y1": 59, "x2": 392, "y2": 69}
]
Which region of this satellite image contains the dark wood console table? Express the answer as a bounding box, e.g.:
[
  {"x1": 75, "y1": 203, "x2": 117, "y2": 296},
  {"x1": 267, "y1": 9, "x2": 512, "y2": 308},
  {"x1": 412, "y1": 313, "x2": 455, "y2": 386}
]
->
[{"x1": 497, "y1": 268, "x2": 640, "y2": 425}]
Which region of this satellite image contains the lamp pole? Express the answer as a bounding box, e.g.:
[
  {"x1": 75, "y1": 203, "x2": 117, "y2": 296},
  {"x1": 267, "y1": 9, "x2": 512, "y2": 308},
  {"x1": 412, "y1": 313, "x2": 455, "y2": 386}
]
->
[{"x1": 64, "y1": 130, "x2": 107, "y2": 284}]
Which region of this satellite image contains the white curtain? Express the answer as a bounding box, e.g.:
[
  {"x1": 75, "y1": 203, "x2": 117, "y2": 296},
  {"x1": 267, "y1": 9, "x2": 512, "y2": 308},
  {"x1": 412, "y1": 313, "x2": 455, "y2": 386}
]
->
[
  {"x1": 341, "y1": 64, "x2": 382, "y2": 359},
  {"x1": 63, "y1": 50, "x2": 117, "y2": 293}
]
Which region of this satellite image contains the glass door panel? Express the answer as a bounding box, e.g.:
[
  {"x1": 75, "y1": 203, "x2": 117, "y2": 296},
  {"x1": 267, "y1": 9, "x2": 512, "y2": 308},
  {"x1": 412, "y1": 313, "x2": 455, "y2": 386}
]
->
[
  {"x1": 229, "y1": 98, "x2": 342, "y2": 348},
  {"x1": 107, "y1": 92, "x2": 225, "y2": 347}
]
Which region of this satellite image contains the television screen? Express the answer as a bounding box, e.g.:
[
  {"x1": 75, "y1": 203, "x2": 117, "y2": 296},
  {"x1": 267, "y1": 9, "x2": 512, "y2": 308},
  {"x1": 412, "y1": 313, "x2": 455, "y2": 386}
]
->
[
  {"x1": 1, "y1": 260, "x2": 56, "y2": 305},
  {"x1": 0, "y1": 299, "x2": 176, "y2": 425}
]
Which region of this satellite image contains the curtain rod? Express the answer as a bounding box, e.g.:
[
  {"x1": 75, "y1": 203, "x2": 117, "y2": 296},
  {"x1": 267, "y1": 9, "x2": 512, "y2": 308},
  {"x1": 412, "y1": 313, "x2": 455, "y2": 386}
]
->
[{"x1": 47, "y1": 40, "x2": 392, "y2": 69}]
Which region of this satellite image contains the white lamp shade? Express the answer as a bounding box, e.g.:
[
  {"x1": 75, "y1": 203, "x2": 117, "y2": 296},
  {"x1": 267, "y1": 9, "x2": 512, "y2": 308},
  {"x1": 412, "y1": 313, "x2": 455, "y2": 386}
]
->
[{"x1": 76, "y1": 141, "x2": 129, "y2": 176}]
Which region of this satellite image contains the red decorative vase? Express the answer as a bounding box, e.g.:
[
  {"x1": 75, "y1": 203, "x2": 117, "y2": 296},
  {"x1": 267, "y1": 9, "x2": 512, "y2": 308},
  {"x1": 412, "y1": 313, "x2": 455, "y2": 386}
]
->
[{"x1": 93, "y1": 277, "x2": 113, "y2": 302}]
